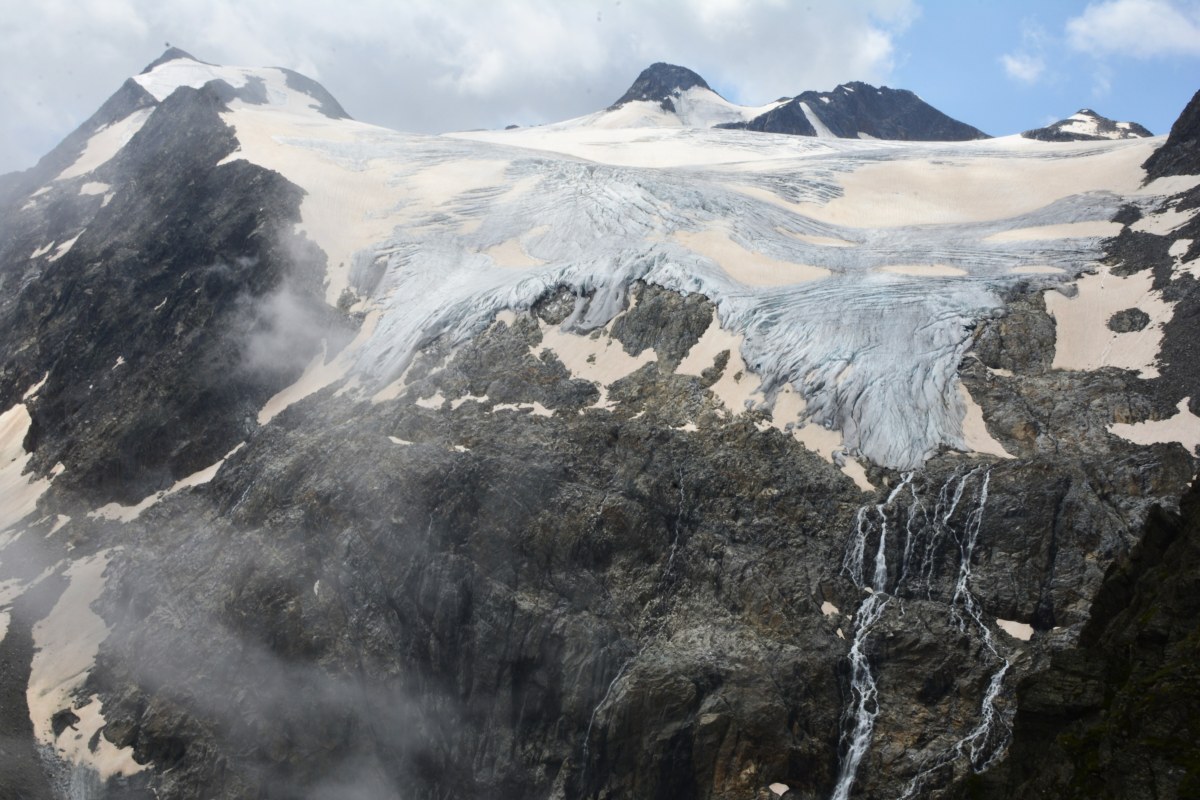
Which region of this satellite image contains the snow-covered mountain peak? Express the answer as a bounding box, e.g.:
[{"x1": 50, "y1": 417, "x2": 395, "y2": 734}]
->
[
  {"x1": 132, "y1": 49, "x2": 347, "y2": 119},
  {"x1": 1022, "y1": 108, "x2": 1152, "y2": 142}
]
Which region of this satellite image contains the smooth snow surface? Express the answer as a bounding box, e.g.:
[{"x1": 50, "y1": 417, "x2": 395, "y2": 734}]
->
[
  {"x1": 799, "y1": 102, "x2": 836, "y2": 138},
  {"x1": 28, "y1": 552, "x2": 145, "y2": 778},
  {"x1": 162, "y1": 56, "x2": 1186, "y2": 470},
  {"x1": 56, "y1": 109, "x2": 153, "y2": 181},
  {"x1": 1109, "y1": 397, "x2": 1200, "y2": 452},
  {"x1": 1045, "y1": 266, "x2": 1172, "y2": 378},
  {"x1": 562, "y1": 87, "x2": 786, "y2": 131},
  {"x1": 0, "y1": 403, "x2": 53, "y2": 533},
  {"x1": 996, "y1": 619, "x2": 1034, "y2": 641}
]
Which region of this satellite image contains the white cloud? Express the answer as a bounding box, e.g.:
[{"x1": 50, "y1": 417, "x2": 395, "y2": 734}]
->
[
  {"x1": 1000, "y1": 19, "x2": 1049, "y2": 85},
  {"x1": 1001, "y1": 52, "x2": 1045, "y2": 83},
  {"x1": 0, "y1": 0, "x2": 920, "y2": 174},
  {"x1": 1066, "y1": 0, "x2": 1200, "y2": 58}
]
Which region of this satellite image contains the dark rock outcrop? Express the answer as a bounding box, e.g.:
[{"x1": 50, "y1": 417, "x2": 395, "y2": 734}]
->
[
  {"x1": 1144, "y1": 89, "x2": 1200, "y2": 179},
  {"x1": 610, "y1": 63, "x2": 714, "y2": 112},
  {"x1": 720, "y1": 82, "x2": 988, "y2": 141},
  {"x1": 0, "y1": 81, "x2": 347, "y2": 507}
]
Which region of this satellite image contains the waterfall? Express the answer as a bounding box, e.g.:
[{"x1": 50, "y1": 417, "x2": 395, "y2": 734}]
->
[
  {"x1": 831, "y1": 592, "x2": 889, "y2": 800},
  {"x1": 831, "y1": 466, "x2": 1012, "y2": 800}
]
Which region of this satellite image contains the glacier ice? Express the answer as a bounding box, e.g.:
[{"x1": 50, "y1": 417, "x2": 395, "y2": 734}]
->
[{"x1": 236, "y1": 116, "x2": 1158, "y2": 469}]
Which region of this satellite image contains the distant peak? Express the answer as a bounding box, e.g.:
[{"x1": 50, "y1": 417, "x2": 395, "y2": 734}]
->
[
  {"x1": 140, "y1": 47, "x2": 206, "y2": 74},
  {"x1": 610, "y1": 63, "x2": 715, "y2": 111},
  {"x1": 1023, "y1": 108, "x2": 1152, "y2": 142}
]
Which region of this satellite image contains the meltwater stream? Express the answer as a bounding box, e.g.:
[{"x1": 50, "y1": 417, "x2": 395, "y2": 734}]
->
[{"x1": 831, "y1": 467, "x2": 1011, "y2": 800}]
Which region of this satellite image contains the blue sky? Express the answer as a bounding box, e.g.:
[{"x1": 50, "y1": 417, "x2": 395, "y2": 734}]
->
[
  {"x1": 1, "y1": 0, "x2": 1198, "y2": 175},
  {"x1": 882, "y1": 0, "x2": 1200, "y2": 137}
]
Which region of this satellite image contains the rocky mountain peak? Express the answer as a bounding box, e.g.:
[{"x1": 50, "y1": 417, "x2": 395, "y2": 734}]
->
[
  {"x1": 718, "y1": 79, "x2": 988, "y2": 141},
  {"x1": 1022, "y1": 108, "x2": 1152, "y2": 142},
  {"x1": 609, "y1": 62, "x2": 716, "y2": 111},
  {"x1": 139, "y1": 46, "x2": 204, "y2": 74}
]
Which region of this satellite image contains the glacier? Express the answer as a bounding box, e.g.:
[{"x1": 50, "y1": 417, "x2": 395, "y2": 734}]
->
[{"x1": 32, "y1": 51, "x2": 1187, "y2": 473}]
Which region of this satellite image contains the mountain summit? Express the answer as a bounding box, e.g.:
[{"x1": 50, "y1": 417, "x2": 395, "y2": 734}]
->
[
  {"x1": 1022, "y1": 108, "x2": 1153, "y2": 142},
  {"x1": 609, "y1": 62, "x2": 715, "y2": 111},
  {"x1": 719, "y1": 81, "x2": 988, "y2": 141},
  {"x1": 593, "y1": 63, "x2": 987, "y2": 141}
]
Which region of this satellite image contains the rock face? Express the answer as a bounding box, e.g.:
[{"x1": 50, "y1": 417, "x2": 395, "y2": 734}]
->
[
  {"x1": 945, "y1": 86, "x2": 1200, "y2": 800},
  {"x1": 0, "y1": 50, "x2": 1198, "y2": 800},
  {"x1": 610, "y1": 63, "x2": 714, "y2": 112},
  {"x1": 1144, "y1": 89, "x2": 1200, "y2": 178},
  {"x1": 1022, "y1": 108, "x2": 1153, "y2": 142},
  {"x1": 718, "y1": 82, "x2": 988, "y2": 141}
]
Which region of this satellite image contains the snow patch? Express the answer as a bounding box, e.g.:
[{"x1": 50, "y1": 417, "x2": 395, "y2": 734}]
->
[
  {"x1": 47, "y1": 233, "x2": 82, "y2": 262},
  {"x1": 415, "y1": 392, "x2": 447, "y2": 409},
  {"x1": 89, "y1": 443, "x2": 244, "y2": 522},
  {"x1": 258, "y1": 311, "x2": 381, "y2": 424},
  {"x1": 0, "y1": 403, "x2": 53, "y2": 533},
  {"x1": 536, "y1": 318, "x2": 657, "y2": 409},
  {"x1": 996, "y1": 619, "x2": 1033, "y2": 641},
  {"x1": 28, "y1": 552, "x2": 145, "y2": 779},
  {"x1": 673, "y1": 226, "x2": 831, "y2": 286},
  {"x1": 492, "y1": 401, "x2": 554, "y2": 417},
  {"x1": 1109, "y1": 397, "x2": 1200, "y2": 453},
  {"x1": 799, "y1": 102, "x2": 836, "y2": 138},
  {"x1": 56, "y1": 109, "x2": 153, "y2": 181},
  {"x1": 958, "y1": 384, "x2": 1013, "y2": 459},
  {"x1": 1045, "y1": 267, "x2": 1171, "y2": 378}
]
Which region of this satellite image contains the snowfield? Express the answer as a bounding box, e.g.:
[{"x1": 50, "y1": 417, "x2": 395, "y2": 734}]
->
[{"x1": 52, "y1": 55, "x2": 1200, "y2": 474}]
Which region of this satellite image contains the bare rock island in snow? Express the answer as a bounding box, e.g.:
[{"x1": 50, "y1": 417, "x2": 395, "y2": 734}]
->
[{"x1": 0, "y1": 48, "x2": 1198, "y2": 800}]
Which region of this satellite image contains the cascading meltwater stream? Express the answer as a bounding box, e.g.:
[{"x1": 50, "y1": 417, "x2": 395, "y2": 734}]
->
[{"x1": 830, "y1": 467, "x2": 1013, "y2": 800}]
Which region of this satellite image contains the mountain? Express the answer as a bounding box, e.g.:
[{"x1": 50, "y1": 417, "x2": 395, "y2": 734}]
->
[
  {"x1": 1022, "y1": 108, "x2": 1153, "y2": 142},
  {"x1": 719, "y1": 81, "x2": 989, "y2": 141},
  {"x1": 0, "y1": 49, "x2": 1198, "y2": 800},
  {"x1": 569, "y1": 62, "x2": 987, "y2": 140}
]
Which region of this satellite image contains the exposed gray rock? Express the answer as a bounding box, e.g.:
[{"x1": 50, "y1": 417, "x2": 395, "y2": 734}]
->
[
  {"x1": 719, "y1": 82, "x2": 988, "y2": 141},
  {"x1": 1108, "y1": 307, "x2": 1151, "y2": 332}
]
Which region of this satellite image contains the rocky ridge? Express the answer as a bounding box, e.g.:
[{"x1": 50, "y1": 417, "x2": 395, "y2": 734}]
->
[{"x1": 718, "y1": 81, "x2": 988, "y2": 141}]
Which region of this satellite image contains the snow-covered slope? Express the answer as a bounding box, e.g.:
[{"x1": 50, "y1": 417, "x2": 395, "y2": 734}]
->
[
  {"x1": 184, "y1": 54, "x2": 1182, "y2": 471},
  {"x1": 9, "y1": 51, "x2": 1194, "y2": 475}
]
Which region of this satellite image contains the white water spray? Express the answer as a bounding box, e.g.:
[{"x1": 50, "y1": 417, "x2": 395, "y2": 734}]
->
[{"x1": 832, "y1": 467, "x2": 1013, "y2": 800}]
